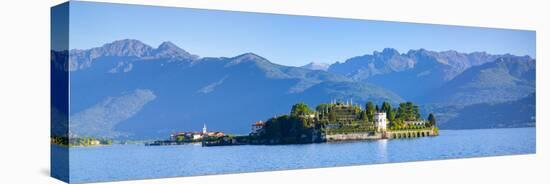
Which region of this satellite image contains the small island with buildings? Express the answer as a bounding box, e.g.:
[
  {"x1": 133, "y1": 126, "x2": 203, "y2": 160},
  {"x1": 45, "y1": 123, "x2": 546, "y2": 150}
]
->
[
  {"x1": 146, "y1": 124, "x2": 225, "y2": 146},
  {"x1": 148, "y1": 100, "x2": 439, "y2": 147}
]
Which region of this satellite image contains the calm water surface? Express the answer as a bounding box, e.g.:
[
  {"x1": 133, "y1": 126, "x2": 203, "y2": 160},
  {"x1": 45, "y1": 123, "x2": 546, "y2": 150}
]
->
[{"x1": 68, "y1": 128, "x2": 535, "y2": 183}]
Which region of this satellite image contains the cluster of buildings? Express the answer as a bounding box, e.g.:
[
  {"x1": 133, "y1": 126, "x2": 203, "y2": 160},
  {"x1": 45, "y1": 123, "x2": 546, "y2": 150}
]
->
[{"x1": 170, "y1": 124, "x2": 225, "y2": 141}]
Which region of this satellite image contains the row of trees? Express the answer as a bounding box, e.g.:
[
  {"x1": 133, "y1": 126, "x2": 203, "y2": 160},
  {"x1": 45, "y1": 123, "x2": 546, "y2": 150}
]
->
[
  {"x1": 298, "y1": 100, "x2": 436, "y2": 128},
  {"x1": 289, "y1": 101, "x2": 436, "y2": 128},
  {"x1": 374, "y1": 101, "x2": 436, "y2": 129},
  {"x1": 363, "y1": 101, "x2": 422, "y2": 122}
]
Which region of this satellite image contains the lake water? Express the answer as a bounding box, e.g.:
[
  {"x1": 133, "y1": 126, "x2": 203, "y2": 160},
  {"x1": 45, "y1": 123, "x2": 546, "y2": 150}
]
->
[{"x1": 67, "y1": 128, "x2": 535, "y2": 183}]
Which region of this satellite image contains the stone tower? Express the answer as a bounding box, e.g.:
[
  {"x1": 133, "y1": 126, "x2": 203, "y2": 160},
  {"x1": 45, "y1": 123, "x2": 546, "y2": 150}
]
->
[{"x1": 374, "y1": 112, "x2": 387, "y2": 132}]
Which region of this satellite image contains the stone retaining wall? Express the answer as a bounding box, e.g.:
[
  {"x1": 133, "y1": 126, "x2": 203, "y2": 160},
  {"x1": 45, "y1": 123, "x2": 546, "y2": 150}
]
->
[{"x1": 325, "y1": 133, "x2": 382, "y2": 141}]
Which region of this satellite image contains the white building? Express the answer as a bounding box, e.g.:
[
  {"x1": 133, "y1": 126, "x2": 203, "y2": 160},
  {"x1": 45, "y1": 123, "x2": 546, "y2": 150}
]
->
[
  {"x1": 90, "y1": 140, "x2": 101, "y2": 145},
  {"x1": 374, "y1": 112, "x2": 388, "y2": 132},
  {"x1": 251, "y1": 121, "x2": 265, "y2": 134},
  {"x1": 192, "y1": 134, "x2": 203, "y2": 140}
]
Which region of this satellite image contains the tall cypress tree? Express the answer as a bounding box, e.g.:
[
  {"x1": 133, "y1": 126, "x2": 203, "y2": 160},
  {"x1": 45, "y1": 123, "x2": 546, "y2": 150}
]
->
[
  {"x1": 381, "y1": 101, "x2": 392, "y2": 120},
  {"x1": 428, "y1": 113, "x2": 436, "y2": 127},
  {"x1": 381, "y1": 101, "x2": 391, "y2": 113},
  {"x1": 365, "y1": 101, "x2": 375, "y2": 122}
]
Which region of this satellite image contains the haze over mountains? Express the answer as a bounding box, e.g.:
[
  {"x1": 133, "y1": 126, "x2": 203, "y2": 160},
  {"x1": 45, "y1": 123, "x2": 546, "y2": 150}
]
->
[
  {"x1": 425, "y1": 56, "x2": 535, "y2": 105},
  {"x1": 328, "y1": 48, "x2": 532, "y2": 101},
  {"x1": 54, "y1": 39, "x2": 535, "y2": 139}
]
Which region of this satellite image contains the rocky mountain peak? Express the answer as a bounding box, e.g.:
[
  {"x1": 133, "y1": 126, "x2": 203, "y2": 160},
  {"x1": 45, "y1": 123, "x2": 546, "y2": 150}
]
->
[
  {"x1": 154, "y1": 41, "x2": 198, "y2": 60},
  {"x1": 98, "y1": 39, "x2": 154, "y2": 57}
]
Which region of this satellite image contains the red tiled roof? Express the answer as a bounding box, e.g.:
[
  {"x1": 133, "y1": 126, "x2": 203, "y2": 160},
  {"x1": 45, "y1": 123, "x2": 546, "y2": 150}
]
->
[{"x1": 252, "y1": 121, "x2": 265, "y2": 126}]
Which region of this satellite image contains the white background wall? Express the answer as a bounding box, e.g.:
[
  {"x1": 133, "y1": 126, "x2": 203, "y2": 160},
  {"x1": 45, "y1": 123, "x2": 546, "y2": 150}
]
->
[{"x1": 0, "y1": 0, "x2": 548, "y2": 183}]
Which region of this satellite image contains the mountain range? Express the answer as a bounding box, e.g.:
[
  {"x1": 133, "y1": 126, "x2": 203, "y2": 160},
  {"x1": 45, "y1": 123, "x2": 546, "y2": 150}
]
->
[
  {"x1": 53, "y1": 39, "x2": 536, "y2": 139},
  {"x1": 62, "y1": 39, "x2": 402, "y2": 139},
  {"x1": 424, "y1": 56, "x2": 535, "y2": 105},
  {"x1": 328, "y1": 48, "x2": 532, "y2": 101}
]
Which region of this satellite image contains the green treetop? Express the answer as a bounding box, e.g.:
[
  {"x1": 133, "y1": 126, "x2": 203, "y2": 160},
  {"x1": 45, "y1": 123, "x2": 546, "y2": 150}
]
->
[
  {"x1": 396, "y1": 102, "x2": 421, "y2": 121},
  {"x1": 290, "y1": 102, "x2": 314, "y2": 118},
  {"x1": 427, "y1": 113, "x2": 436, "y2": 127},
  {"x1": 365, "y1": 101, "x2": 375, "y2": 122},
  {"x1": 381, "y1": 102, "x2": 392, "y2": 113}
]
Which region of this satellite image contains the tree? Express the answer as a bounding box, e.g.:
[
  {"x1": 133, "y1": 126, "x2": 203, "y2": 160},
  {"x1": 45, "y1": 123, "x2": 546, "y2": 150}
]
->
[
  {"x1": 365, "y1": 101, "x2": 375, "y2": 122},
  {"x1": 413, "y1": 104, "x2": 421, "y2": 120},
  {"x1": 291, "y1": 102, "x2": 313, "y2": 118},
  {"x1": 391, "y1": 118, "x2": 405, "y2": 129},
  {"x1": 428, "y1": 113, "x2": 436, "y2": 127},
  {"x1": 381, "y1": 102, "x2": 392, "y2": 113},
  {"x1": 379, "y1": 101, "x2": 396, "y2": 123},
  {"x1": 176, "y1": 135, "x2": 185, "y2": 142},
  {"x1": 387, "y1": 109, "x2": 396, "y2": 122},
  {"x1": 396, "y1": 102, "x2": 421, "y2": 121},
  {"x1": 358, "y1": 107, "x2": 366, "y2": 120},
  {"x1": 261, "y1": 114, "x2": 312, "y2": 143}
]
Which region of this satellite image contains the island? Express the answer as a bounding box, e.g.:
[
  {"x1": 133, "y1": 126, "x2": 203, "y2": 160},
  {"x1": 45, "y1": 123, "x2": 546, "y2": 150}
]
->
[
  {"x1": 51, "y1": 135, "x2": 113, "y2": 147},
  {"x1": 145, "y1": 124, "x2": 226, "y2": 146},
  {"x1": 147, "y1": 100, "x2": 439, "y2": 147}
]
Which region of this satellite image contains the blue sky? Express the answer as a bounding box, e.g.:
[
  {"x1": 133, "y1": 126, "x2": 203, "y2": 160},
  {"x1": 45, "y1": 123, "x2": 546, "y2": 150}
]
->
[{"x1": 68, "y1": 1, "x2": 536, "y2": 66}]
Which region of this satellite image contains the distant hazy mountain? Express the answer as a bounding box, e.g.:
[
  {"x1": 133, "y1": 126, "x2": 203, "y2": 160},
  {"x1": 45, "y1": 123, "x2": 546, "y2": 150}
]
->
[
  {"x1": 437, "y1": 93, "x2": 535, "y2": 129},
  {"x1": 301, "y1": 62, "x2": 330, "y2": 71},
  {"x1": 424, "y1": 56, "x2": 535, "y2": 106},
  {"x1": 328, "y1": 48, "x2": 529, "y2": 100},
  {"x1": 65, "y1": 39, "x2": 403, "y2": 139}
]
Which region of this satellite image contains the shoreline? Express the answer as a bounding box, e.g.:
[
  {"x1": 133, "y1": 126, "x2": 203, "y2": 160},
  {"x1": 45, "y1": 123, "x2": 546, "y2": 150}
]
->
[{"x1": 59, "y1": 127, "x2": 535, "y2": 148}]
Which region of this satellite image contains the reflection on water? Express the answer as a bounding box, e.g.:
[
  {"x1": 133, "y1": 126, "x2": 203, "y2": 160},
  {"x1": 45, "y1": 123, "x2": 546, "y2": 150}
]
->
[
  {"x1": 68, "y1": 127, "x2": 535, "y2": 183},
  {"x1": 377, "y1": 139, "x2": 388, "y2": 162}
]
